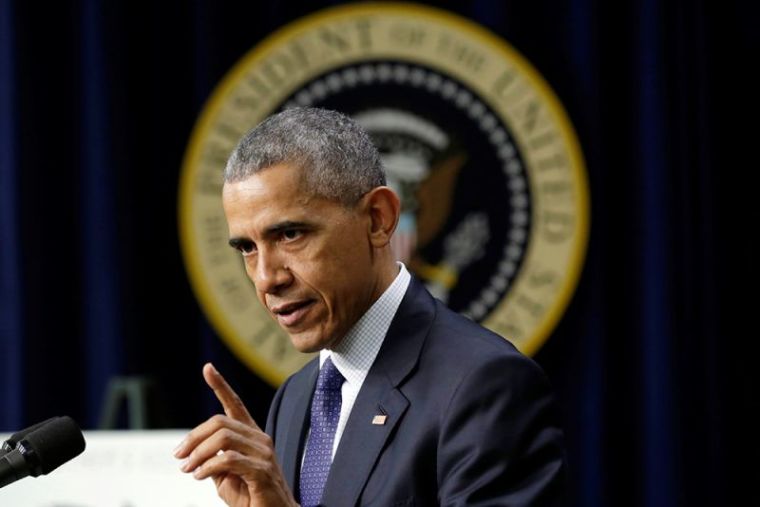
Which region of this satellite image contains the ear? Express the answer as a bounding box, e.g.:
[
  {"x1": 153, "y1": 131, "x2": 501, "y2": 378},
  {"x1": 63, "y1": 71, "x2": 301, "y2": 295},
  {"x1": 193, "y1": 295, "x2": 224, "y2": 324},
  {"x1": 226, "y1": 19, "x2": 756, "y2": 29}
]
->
[{"x1": 362, "y1": 186, "x2": 401, "y2": 248}]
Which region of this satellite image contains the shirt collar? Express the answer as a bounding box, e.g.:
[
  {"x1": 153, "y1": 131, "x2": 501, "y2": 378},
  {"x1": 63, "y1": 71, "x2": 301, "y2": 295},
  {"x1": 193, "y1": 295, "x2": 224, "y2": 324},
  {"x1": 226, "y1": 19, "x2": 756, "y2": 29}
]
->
[{"x1": 320, "y1": 263, "x2": 411, "y2": 388}]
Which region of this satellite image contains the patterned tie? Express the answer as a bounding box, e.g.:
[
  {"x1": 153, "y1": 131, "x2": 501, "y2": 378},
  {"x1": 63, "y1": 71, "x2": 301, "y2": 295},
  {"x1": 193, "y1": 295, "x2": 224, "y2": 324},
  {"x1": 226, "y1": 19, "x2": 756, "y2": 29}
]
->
[{"x1": 299, "y1": 357, "x2": 344, "y2": 507}]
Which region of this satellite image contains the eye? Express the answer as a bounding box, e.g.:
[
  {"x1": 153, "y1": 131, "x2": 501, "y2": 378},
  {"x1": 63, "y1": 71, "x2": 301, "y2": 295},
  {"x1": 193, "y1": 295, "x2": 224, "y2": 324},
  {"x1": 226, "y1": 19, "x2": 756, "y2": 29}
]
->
[
  {"x1": 281, "y1": 229, "x2": 303, "y2": 241},
  {"x1": 237, "y1": 240, "x2": 257, "y2": 256}
]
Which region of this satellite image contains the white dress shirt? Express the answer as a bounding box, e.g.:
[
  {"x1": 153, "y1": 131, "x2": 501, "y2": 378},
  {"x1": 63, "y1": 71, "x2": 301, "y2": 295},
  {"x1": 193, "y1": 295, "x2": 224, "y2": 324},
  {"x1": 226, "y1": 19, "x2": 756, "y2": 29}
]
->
[{"x1": 317, "y1": 263, "x2": 411, "y2": 459}]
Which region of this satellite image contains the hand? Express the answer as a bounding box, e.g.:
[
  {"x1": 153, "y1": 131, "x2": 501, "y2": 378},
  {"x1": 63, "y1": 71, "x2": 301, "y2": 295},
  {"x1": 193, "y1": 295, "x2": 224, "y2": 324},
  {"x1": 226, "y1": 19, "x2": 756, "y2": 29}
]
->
[{"x1": 174, "y1": 363, "x2": 298, "y2": 507}]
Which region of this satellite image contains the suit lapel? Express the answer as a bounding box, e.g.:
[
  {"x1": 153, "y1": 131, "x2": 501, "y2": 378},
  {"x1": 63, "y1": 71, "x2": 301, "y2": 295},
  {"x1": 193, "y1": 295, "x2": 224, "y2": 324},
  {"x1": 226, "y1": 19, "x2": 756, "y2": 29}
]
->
[
  {"x1": 280, "y1": 361, "x2": 318, "y2": 493},
  {"x1": 320, "y1": 278, "x2": 436, "y2": 506},
  {"x1": 321, "y1": 375, "x2": 409, "y2": 506}
]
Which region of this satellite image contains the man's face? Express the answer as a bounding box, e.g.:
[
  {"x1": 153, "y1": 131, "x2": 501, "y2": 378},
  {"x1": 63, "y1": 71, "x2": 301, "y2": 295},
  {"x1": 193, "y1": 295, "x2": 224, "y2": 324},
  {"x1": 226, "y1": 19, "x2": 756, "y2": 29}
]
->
[{"x1": 222, "y1": 164, "x2": 381, "y2": 353}]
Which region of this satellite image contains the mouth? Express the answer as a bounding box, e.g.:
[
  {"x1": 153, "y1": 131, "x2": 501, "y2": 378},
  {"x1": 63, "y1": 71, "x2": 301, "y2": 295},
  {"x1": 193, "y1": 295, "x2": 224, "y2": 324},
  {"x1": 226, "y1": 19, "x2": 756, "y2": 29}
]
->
[{"x1": 270, "y1": 300, "x2": 315, "y2": 328}]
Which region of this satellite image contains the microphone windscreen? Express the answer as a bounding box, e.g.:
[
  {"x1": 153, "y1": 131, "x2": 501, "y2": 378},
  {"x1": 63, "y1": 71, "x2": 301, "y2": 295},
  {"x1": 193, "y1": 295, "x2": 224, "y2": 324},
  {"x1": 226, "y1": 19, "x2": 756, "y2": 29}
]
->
[
  {"x1": 22, "y1": 416, "x2": 85, "y2": 474},
  {"x1": 4, "y1": 417, "x2": 59, "y2": 450}
]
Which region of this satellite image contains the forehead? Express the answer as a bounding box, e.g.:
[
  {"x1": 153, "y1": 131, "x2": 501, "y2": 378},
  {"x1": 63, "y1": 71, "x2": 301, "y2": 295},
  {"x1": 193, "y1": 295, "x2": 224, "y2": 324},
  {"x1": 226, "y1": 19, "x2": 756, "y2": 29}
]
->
[
  {"x1": 224, "y1": 164, "x2": 304, "y2": 203},
  {"x1": 221, "y1": 164, "x2": 347, "y2": 233}
]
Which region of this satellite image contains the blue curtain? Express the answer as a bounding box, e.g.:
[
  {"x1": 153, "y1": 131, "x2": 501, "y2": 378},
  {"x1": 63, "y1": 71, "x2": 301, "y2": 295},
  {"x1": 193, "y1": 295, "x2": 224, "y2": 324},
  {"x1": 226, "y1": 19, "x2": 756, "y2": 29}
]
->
[
  {"x1": 635, "y1": 1, "x2": 676, "y2": 505},
  {"x1": 78, "y1": 0, "x2": 124, "y2": 429},
  {"x1": 1, "y1": 1, "x2": 757, "y2": 505},
  {"x1": 0, "y1": 0, "x2": 23, "y2": 431}
]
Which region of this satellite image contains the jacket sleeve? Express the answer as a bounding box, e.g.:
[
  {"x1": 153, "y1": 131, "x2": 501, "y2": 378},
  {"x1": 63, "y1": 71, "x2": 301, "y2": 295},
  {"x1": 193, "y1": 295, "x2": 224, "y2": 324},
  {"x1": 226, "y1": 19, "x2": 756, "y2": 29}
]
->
[{"x1": 437, "y1": 353, "x2": 567, "y2": 506}]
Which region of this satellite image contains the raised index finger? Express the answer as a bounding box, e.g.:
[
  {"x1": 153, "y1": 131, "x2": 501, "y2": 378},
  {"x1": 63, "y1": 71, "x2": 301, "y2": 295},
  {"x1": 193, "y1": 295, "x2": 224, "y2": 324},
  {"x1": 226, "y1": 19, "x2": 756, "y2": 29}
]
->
[{"x1": 202, "y1": 362, "x2": 257, "y2": 427}]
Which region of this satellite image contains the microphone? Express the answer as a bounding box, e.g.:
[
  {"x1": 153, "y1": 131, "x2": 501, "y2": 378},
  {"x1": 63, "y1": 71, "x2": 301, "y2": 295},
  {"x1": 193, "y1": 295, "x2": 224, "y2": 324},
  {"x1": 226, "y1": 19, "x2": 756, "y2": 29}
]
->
[
  {"x1": 1, "y1": 417, "x2": 59, "y2": 457},
  {"x1": 0, "y1": 416, "x2": 86, "y2": 488}
]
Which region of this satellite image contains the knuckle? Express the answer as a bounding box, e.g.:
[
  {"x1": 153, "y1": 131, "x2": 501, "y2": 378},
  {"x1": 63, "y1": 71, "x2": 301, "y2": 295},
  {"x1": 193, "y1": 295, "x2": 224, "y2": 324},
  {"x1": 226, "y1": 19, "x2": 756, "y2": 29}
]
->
[
  {"x1": 221, "y1": 449, "x2": 240, "y2": 464},
  {"x1": 260, "y1": 445, "x2": 274, "y2": 462},
  {"x1": 218, "y1": 428, "x2": 234, "y2": 446},
  {"x1": 210, "y1": 414, "x2": 227, "y2": 427}
]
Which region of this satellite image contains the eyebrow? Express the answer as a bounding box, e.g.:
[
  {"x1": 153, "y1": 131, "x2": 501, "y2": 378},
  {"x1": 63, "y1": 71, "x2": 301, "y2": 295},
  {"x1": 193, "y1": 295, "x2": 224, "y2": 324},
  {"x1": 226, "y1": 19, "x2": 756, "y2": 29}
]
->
[{"x1": 264, "y1": 220, "x2": 312, "y2": 236}]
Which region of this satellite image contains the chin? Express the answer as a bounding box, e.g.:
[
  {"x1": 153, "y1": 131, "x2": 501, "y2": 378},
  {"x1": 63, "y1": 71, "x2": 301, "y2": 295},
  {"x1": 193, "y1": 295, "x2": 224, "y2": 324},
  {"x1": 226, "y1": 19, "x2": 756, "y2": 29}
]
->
[
  {"x1": 288, "y1": 326, "x2": 344, "y2": 354},
  {"x1": 288, "y1": 332, "x2": 327, "y2": 354}
]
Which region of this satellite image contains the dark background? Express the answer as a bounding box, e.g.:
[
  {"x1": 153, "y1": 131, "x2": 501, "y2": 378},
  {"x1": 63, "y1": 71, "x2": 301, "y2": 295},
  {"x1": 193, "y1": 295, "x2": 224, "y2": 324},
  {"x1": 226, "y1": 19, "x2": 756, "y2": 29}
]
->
[{"x1": 1, "y1": 1, "x2": 758, "y2": 506}]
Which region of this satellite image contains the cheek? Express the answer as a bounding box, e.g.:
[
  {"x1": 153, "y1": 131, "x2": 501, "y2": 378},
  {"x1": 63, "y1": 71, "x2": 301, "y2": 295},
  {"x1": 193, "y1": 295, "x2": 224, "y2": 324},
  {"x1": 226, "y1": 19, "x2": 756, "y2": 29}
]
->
[
  {"x1": 255, "y1": 289, "x2": 268, "y2": 312},
  {"x1": 305, "y1": 265, "x2": 350, "y2": 315},
  {"x1": 242, "y1": 257, "x2": 255, "y2": 278},
  {"x1": 244, "y1": 264, "x2": 264, "y2": 302},
  {"x1": 331, "y1": 262, "x2": 371, "y2": 308}
]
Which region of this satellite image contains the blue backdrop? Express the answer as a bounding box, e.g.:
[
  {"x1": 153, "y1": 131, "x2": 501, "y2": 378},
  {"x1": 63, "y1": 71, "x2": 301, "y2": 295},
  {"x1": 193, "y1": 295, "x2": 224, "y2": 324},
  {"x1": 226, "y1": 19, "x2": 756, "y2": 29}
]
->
[{"x1": 1, "y1": 1, "x2": 757, "y2": 506}]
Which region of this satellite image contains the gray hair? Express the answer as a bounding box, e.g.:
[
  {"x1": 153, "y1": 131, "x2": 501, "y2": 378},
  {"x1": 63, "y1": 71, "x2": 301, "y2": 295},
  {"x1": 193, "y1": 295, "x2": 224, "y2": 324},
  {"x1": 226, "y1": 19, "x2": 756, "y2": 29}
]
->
[{"x1": 224, "y1": 107, "x2": 386, "y2": 206}]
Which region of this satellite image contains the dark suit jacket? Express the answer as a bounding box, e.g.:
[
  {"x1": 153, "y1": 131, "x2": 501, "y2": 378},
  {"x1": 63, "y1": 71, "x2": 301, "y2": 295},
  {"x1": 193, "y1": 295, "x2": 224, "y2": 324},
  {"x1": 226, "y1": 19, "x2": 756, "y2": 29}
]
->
[{"x1": 265, "y1": 277, "x2": 566, "y2": 506}]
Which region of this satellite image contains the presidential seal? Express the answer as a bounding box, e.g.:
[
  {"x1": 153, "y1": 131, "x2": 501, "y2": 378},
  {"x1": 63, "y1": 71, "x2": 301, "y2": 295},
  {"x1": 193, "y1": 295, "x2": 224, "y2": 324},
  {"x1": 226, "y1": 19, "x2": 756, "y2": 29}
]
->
[{"x1": 179, "y1": 3, "x2": 589, "y2": 386}]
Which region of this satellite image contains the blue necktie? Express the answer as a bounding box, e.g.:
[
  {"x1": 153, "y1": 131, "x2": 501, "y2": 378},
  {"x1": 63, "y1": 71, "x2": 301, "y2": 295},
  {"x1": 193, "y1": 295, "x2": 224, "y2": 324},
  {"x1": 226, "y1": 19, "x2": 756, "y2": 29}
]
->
[{"x1": 300, "y1": 357, "x2": 344, "y2": 507}]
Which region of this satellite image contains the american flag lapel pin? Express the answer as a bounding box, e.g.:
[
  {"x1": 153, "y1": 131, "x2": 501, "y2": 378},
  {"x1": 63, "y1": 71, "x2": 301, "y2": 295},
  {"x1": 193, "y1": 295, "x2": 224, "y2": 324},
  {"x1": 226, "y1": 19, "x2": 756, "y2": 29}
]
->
[{"x1": 372, "y1": 414, "x2": 387, "y2": 425}]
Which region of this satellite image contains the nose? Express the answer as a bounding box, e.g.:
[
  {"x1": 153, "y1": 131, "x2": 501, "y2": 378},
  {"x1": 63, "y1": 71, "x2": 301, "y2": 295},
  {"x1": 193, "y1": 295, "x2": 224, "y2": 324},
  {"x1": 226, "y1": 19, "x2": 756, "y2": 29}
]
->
[{"x1": 249, "y1": 249, "x2": 293, "y2": 294}]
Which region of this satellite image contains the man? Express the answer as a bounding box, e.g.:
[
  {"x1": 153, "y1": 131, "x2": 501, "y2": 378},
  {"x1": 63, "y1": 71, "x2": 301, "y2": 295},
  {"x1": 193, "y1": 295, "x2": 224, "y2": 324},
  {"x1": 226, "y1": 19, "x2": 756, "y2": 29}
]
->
[{"x1": 174, "y1": 108, "x2": 566, "y2": 506}]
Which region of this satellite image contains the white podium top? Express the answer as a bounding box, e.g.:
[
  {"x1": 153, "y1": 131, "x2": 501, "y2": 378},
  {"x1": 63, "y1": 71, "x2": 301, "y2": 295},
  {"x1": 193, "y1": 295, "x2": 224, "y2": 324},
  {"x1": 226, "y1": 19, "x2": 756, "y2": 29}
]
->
[{"x1": 0, "y1": 430, "x2": 224, "y2": 507}]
